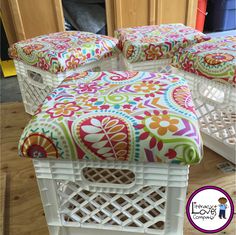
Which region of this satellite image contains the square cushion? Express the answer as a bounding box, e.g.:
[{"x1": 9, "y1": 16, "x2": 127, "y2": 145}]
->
[
  {"x1": 115, "y1": 24, "x2": 210, "y2": 63},
  {"x1": 172, "y1": 36, "x2": 236, "y2": 86},
  {"x1": 9, "y1": 31, "x2": 119, "y2": 74},
  {"x1": 19, "y1": 71, "x2": 203, "y2": 165}
]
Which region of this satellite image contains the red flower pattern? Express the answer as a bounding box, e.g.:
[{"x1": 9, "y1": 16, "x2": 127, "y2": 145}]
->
[{"x1": 144, "y1": 44, "x2": 163, "y2": 60}]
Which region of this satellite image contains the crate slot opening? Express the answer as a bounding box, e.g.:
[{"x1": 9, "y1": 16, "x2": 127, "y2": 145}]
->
[
  {"x1": 27, "y1": 70, "x2": 44, "y2": 84},
  {"x1": 82, "y1": 167, "x2": 135, "y2": 185}
]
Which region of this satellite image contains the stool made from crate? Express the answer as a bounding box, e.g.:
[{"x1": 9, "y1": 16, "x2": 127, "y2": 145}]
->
[
  {"x1": 18, "y1": 71, "x2": 203, "y2": 235},
  {"x1": 9, "y1": 31, "x2": 120, "y2": 115},
  {"x1": 171, "y1": 36, "x2": 236, "y2": 164},
  {"x1": 115, "y1": 23, "x2": 210, "y2": 73}
]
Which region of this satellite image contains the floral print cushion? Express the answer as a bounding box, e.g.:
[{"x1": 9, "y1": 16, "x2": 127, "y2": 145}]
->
[
  {"x1": 115, "y1": 24, "x2": 210, "y2": 63},
  {"x1": 172, "y1": 36, "x2": 236, "y2": 86},
  {"x1": 19, "y1": 71, "x2": 203, "y2": 165},
  {"x1": 9, "y1": 31, "x2": 119, "y2": 74}
]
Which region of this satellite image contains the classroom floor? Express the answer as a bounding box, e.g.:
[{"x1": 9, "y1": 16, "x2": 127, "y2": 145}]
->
[
  {"x1": 0, "y1": 76, "x2": 21, "y2": 102},
  {"x1": 1, "y1": 102, "x2": 235, "y2": 235}
]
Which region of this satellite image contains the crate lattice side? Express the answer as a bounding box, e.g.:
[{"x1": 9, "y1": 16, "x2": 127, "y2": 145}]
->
[
  {"x1": 119, "y1": 54, "x2": 173, "y2": 73},
  {"x1": 33, "y1": 160, "x2": 189, "y2": 235},
  {"x1": 58, "y1": 180, "x2": 166, "y2": 233},
  {"x1": 173, "y1": 68, "x2": 236, "y2": 163}
]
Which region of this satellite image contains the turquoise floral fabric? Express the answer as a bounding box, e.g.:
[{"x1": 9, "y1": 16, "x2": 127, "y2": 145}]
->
[
  {"x1": 115, "y1": 24, "x2": 210, "y2": 63},
  {"x1": 19, "y1": 71, "x2": 203, "y2": 165},
  {"x1": 9, "y1": 31, "x2": 120, "y2": 74},
  {"x1": 172, "y1": 36, "x2": 236, "y2": 86}
]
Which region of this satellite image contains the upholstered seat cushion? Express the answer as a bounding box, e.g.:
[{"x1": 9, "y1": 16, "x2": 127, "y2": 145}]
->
[
  {"x1": 172, "y1": 36, "x2": 236, "y2": 86},
  {"x1": 115, "y1": 23, "x2": 210, "y2": 63},
  {"x1": 9, "y1": 31, "x2": 119, "y2": 74},
  {"x1": 19, "y1": 71, "x2": 203, "y2": 165}
]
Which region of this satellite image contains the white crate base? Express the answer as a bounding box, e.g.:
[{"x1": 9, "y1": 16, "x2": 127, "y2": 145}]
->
[
  {"x1": 14, "y1": 56, "x2": 119, "y2": 115},
  {"x1": 33, "y1": 159, "x2": 189, "y2": 235},
  {"x1": 172, "y1": 68, "x2": 236, "y2": 164},
  {"x1": 119, "y1": 55, "x2": 173, "y2": 73}
]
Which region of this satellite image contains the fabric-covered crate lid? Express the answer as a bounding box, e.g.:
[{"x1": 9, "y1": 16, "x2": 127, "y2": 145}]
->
[
  {"x1": 172, "y1": 36, "x2": 236, "y2": 86},
  {"x1": 18, "y1": 71, "x2": 203, "y2": 165},
  {"x1": 9, "y1": 31, "x2": 120, "y2": 74},
  {"x1": 115, "y1": 23, "x2": 210, "y2": 63}
]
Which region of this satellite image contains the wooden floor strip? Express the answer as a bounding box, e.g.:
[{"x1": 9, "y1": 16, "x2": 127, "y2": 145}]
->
[{"x1": 0, "y1": 172, "x2": 7, "y2": 235}]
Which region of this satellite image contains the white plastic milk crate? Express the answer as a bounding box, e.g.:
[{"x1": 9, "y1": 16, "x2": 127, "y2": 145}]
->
[
  {"x1": 14, "y1": 56, "x2": 118, "y2": 115},
  {"x1": 119, "y1": 55, "x2": 173, "y2": 73},
  {"x1": 33, "y1": 159, "x2": 189, "y2": 235},
  {"x1": 172, "y1": 68, "x2": 236, "y2": 164}
]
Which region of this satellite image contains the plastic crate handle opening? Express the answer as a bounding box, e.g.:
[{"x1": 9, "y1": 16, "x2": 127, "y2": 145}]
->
[
  {"x1": 27, "y1": 70, "x2": 46, "y2": 88},
  {"x1": 193, "y1": 80, "x2": 231, "y2": 107},
  {"x1": 79, "y1": 166, "x2": 137, "y2": 191}
]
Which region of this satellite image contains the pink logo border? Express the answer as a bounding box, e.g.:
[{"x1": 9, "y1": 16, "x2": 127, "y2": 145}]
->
[{"x1": 186, "y1": 185, "x2": 234, "y2": 233}]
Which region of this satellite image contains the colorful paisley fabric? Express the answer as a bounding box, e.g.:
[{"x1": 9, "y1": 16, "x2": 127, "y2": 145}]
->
[
  {"x1": 172, "y1": 36, "x2": 236, "y2": 86},
  {"x1": 9, "y1": 31, "x2": 120, "y2": 74},
  {"x1": 115, "y1": 23, "x2": 210, "y2": 63},
  {"x1": 18, "y1": 71, "x2": 203, "y2": 165}
]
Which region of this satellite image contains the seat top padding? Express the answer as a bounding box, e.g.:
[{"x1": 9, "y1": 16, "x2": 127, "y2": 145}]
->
[
  {"x1": 9, "y1": 31, "x2": 119, "y2": 74},
  {"x1": 172, "y1": 36, "x2": 236, "y2": 86},
  {"x1": 19, "y1": 71, "x2": 203, "y2": 165},
  {"x1": 115, "y1": 23, "x2": 210, "y2": 63}
]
